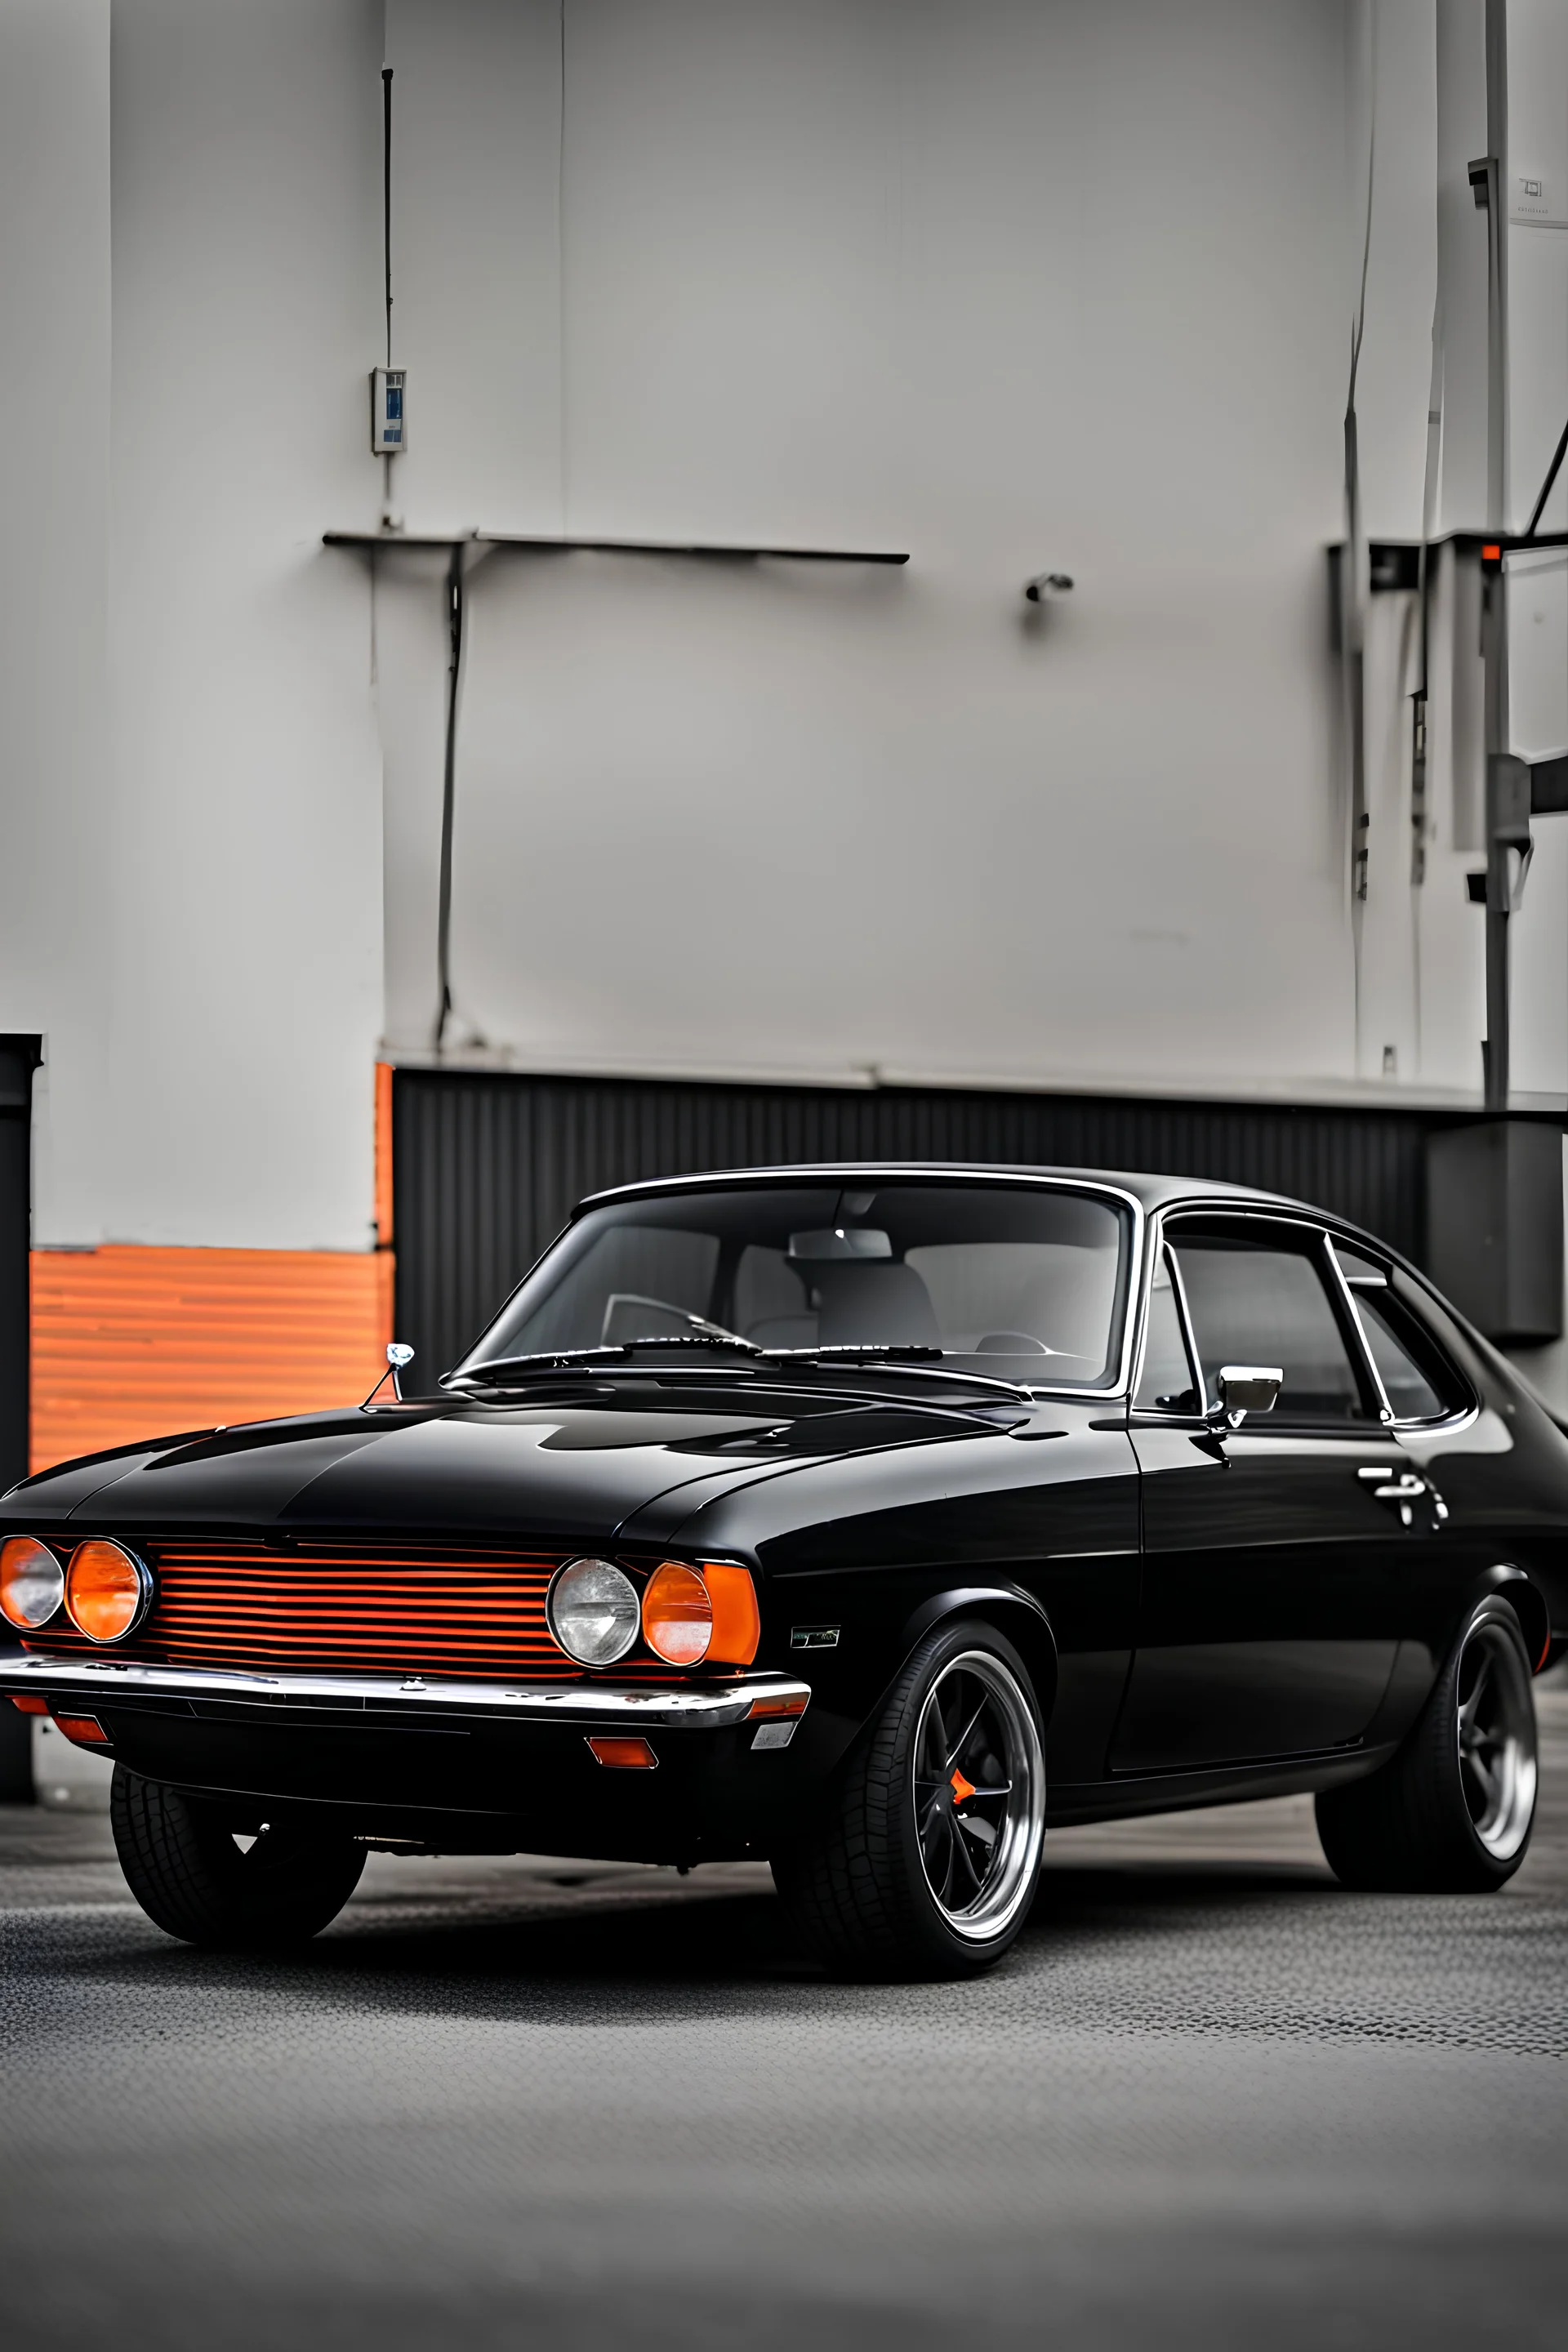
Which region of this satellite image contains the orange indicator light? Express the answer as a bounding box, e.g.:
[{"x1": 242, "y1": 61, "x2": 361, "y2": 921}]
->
[
  {"x1": 586, "y1": 1735, "x2": 657, "y2": 1769},
  {"x1": 55, "y1": 1714, "x2": 109, "y2": 1746},
  {"x1": 11, "y1": 1695, "x2": 48, "y2": 1716},
  {"x1": 747, "y1": 1692, "x2": 808, "y2": 1721}
]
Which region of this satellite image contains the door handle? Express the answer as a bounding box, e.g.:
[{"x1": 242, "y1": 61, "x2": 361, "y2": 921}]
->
[{"x1": 1357, "y1": 1465, "x2": 1448, "y2": 1528}]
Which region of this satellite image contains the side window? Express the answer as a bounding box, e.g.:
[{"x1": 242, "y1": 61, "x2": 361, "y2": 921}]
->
[
  {"x1": 1169, "y1": 1229, "x2": 1371, "y2": 1423},
  {"x1": 1352, "y1": 1291, "x2": 1454, "y2": 1421},
  {"x1": 1330, "y1": 1241, "x2": 1463, "y2": 1423},
  {"x1": 1134, "y1": 1246, "x2": 1200, "y2": 1413}
]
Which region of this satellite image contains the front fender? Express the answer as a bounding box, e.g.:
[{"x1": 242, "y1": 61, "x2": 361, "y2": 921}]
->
[{"x1": 893, "y1": 1584, "x2": 1058, "y2": 1725}]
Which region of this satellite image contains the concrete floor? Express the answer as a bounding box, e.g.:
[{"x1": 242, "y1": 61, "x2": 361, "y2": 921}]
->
[{"x1": 2, "y1": 1684, "x2": 1566, "y2": 2351}]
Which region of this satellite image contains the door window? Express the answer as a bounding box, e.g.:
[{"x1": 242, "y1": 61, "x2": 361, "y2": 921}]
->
[{"x1": 1168, "y1": 1229, "x2": 1371, "y2": 1423}]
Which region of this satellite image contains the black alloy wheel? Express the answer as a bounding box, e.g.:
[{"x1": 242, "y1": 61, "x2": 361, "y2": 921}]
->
[
  {"x1": 911, "y1": 1651, "x2": 1041, "y2": 1936},
  {"x1": 111, "y1": 1768, "x2": 366, "y2": 1948},
  {"x1": 772, "y1": 1618, "x2": 1046, "y2": 1980},
  {"x1": 1315, "y1": 1594, "x2": 1539, "y2": 1892}
]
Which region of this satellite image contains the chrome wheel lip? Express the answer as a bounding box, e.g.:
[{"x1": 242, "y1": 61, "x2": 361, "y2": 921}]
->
[
  {"x1": 911, "y1": 1649, "x2": 1045, "y2": 1944},
  {"x1": 1455, "y1": 1616, "x2": 1537, "y2": 1862}
]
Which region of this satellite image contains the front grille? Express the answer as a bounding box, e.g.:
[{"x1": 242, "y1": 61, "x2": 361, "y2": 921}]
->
[{"x1": 28, "y1": 1539, "x2": 679, "y2": 1684}]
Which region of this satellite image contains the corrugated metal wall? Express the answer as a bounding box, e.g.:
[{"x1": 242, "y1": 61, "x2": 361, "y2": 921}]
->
[
  {"x1": 29, "y1": 1246, "x2": 394, "y2": 1472},
  {"x1": 392, "y1": 1067, "x2": 1470, "y2": 1377}
]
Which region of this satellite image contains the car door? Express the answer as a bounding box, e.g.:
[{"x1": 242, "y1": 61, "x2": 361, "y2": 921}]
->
[{"x1": 1111, "y1": 1211, "x2": 1437, "y2": 1774}]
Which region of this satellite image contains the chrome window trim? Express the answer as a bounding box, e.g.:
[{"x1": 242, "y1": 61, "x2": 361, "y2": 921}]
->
[
  {"x1": 1138, "y1": 1205, "x2": 1386, "y2": 1434},
  {"x1": 1328, "y1": 1251, "x2": 1479, "y2": 1433},
  {"x1": 488, "y1": 1169, "x2": 1148, "y2": 1403},
  {"x1": 1139, "y1": 1203, "x2": 1481, "y2": 1439},
  {"x1": 0, "y1": 1655, "x2": 812, "y2": 1731},
  {"x1": 1320, "y1": 1232, "x2": 1396, "y2": 1423},
  {"x1": 1129, "y1": 1237, "x2": 1205, "y2": 1422}
]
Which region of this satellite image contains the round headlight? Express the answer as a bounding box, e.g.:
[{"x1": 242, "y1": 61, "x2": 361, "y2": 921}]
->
[
  {"x1": 641, "y1": 1561, "x2": 713, "y2": 1667},
  {"x1": 0, "y1": 1537, "x2": 65, "y2": 1631},
  {"x1": 546, "y1": 1557, "x2": 640, "y2": 1667},
  {"x1": 65, "y1": 1539, "x2": 152, "y2": 1643}
]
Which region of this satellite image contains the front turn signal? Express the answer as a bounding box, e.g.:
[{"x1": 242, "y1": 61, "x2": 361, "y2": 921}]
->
[
  {"x1": 699, "y1": 1563, "x2": 760, "y2": 1665},
  {"x1": 641, "y1": 1561, "x2": 761, "y2": 1667},
  {"x1": 55, "y1": 1714, "x2": 109, "y2": 1746},
  {"x1": 586, "y1": 1736, "x2": 657, "y2": 1769}
]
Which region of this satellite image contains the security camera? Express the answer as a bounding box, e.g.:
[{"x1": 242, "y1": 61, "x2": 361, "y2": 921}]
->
[{"x1": 1024, "y1": 572, "x2": 1074, "y2": 603}]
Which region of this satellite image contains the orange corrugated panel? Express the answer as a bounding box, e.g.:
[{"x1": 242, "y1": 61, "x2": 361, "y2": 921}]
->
[
  {"x1": 29, "y1": 1245, "x2": 395, "y2": 1472},
  {"x1": 374, "y1": 1062, "x2": 394, "y2": 1247}
]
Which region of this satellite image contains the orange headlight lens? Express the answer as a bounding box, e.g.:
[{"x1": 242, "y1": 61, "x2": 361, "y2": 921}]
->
[
  {"x1": 640, "y1": 1560, "x2": 761, "y2": 1667},
  {"x1": 1, "y1": 1537, "x2": 65, "y2": 1630},
  {"x1": 65, "y1": 1540, "x2": 151, "y2": 1643},
  {"x1": 641, "y1": 1562, "x2": 713, "y2": 1666}
]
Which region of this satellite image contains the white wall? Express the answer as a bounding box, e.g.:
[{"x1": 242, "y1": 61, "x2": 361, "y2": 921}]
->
[
  {"x1": 379, "y1": 0, "x2": 1409, "y2": 1098},
  {"x1": 0, "y1": 1, "x2": 389, "y2": 1253},
  {"x1": 0, "y1": 0, "x2": 113, "y2": 1238},
  {"x1": 101, "y1": 0, "x2": 387, "y2": 1250},
  {"x1": 11, "y1": 0, "x2": 1568, "y2": 1273}
]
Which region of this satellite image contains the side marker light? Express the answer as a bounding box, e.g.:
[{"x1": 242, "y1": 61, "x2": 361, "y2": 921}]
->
[
  {"x1": 55, "y1": 1714, "x2": 109, "y2": 1746},
  {"x1": 747, "y1": 1692, "x2": 808, "y2": 1721},
  {"x1": 11, "y1": 1695, "x2": 49, "y2": 1715},
  {"x1": 586, "y1": 1735, "x2": 657, "y2": 1769}
]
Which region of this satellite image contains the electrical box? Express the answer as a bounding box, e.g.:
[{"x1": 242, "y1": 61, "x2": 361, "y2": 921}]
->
[
  {"x1": 370, "y1": 366, "x2": 407, "y2": 455},
  {"x1": 1427, "y1": 1119, "x2": 1564, "y2": 1344}
]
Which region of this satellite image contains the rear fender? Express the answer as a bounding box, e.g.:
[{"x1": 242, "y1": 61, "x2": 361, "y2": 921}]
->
[{"x1": 1477, "y1": 1563, "x2": 1552, "y2": 1674}]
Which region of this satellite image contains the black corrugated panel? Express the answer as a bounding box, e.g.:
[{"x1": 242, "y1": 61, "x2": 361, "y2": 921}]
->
[{"x1": 392, "y1": 1067, "x2": 1475, "y2": 1377}]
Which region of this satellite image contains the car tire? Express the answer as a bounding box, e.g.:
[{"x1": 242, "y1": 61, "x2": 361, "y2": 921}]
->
[
  {"x1": 110, "y1": 1768, "x2": 366, "y2": 1948},
  {"x1": 1314, "y1": 1596, "x2": 1539, "y2": 1892},
  {"x1": 771, "y1": 1618, "x2": 1047, "y2": 1980}
]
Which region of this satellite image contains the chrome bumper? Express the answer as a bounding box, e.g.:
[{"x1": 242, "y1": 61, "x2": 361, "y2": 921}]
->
[{"x1": 0, "y1": 1652, "x2": 811, "y2": 1731}]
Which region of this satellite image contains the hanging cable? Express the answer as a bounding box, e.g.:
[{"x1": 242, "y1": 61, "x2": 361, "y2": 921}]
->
[
  {"x1": 433, "y1": 546, "x2": 467, "y2": 1054},
  {"x1": 557, "y1": 2, "x2": 569, "y2": 535},
  {"x1": 1409, "y1": 294, "x2": 1443, "y2": 1074},
  {"x1": 382, "y1": 68, "x2": 394, "y2": 366},
  {"x1": 1343, "y1": 3, "x2": 1378, "y2": 1067},
  {"x1": 381, "y1": 67, "x2": 395, "y2": 525}
]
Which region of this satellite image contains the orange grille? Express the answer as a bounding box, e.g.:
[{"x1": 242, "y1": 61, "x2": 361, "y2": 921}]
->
[{"x1": 27, "y1": 1541, "x2": 678, "y2": 1685}]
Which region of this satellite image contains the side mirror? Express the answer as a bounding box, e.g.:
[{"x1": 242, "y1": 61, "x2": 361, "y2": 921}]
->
[{"x1": 1214, "y1": 1364, "x2": 1282, "y2": 1428}]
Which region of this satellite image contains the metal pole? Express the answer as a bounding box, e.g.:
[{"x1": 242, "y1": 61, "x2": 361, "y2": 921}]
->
[
  {"x1": 1480, "y1": 1, "x2": 1512, "y2": 1109},
  {"x1": 1482, "y1": 557, "x2": 1512, "y2": 1109}
]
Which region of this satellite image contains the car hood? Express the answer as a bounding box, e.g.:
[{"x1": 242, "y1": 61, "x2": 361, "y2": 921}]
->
[{"x1": 3, "y1": 1389, "x2": 1006, "y2": 1547}]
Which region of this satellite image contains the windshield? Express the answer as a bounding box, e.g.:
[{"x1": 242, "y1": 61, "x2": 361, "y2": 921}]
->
[{"x1": 457, "y1": 1182, "x2": 1131, "y2": 1389}]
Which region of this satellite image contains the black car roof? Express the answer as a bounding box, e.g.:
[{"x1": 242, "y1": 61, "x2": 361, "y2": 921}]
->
[{"x1": 576, "y1": 1162, "x2": 1333, "y2": 1224}]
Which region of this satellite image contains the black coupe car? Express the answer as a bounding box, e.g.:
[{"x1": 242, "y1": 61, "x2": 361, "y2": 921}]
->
[{"x1": 1, "y1": 1165, "x2": 1558, "y2": 1977}]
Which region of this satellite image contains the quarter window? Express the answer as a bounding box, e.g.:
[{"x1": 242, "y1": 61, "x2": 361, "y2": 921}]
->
[
  {"x1": 1169, "y1": 1230, "x2": 1371, "y2": 1423},
  {"x1": 1352, "y1": 1290, "x2": 1451, "y2": 1422}
]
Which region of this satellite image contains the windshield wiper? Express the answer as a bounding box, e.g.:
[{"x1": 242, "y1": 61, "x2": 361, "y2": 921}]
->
[
  {"x1": 444, "y1": 1339, "x2": 1031, "y2": 1405},
  {"x1": 443, "y1": 1333, "x2": 765, "y2": 1388},
  {"x1": 756, "y1": 1347, "x2": 1031, "y2": 1401}
]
